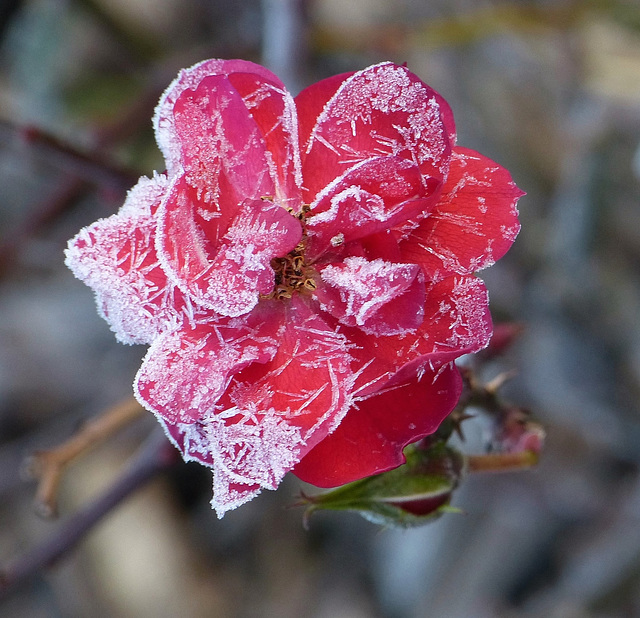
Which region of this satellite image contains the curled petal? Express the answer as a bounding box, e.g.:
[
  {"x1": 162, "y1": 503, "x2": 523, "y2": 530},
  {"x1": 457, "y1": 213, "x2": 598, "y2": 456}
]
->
[
  {"x1": 157, "y1": 183, "x2": 302, "y2": 317},
  {"x1": 65, "y1": 175, "x2": 196, "y2": 344},
  {"x1": 154, "y1": 59, "x2": 288, "y2": 175},
  {"x1": 293, "y1": 363, "x2": 462, "y2": 486},
  {"x1": 299, "y1": 62, "x2": 452, "y2": 202},
  {"x1": 314, "y1": 257, "x2": 425, "y2": 336},
  {"x1": 305, "y1": 156, "x2": 440, "y2": 260},
  {"x1": 401, "y1": 147, "x2": 523, "y2": 281},
  {"x1": 347, "y1": 275, "x2": 492, "y2": 398}
]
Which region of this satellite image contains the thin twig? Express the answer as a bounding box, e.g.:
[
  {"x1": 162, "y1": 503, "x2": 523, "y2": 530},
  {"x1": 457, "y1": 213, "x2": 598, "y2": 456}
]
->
[
  {"x1": 25, "y1": 398, "x2": 146, "y2": 518},
  {"x1": 467, "y1": 450, "x2": 539, "y2": 473},
  {"x1": 18, "y1": 124, "x2": 140, "y2": 190},
  {"x1": 0, "y1": 429, "x2": 176, "y2": 599}
]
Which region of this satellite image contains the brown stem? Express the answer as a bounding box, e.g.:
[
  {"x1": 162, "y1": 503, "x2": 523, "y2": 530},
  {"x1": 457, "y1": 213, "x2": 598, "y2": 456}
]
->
[
  {"x1": 0, "y1": 430, "x2": 176, "y2": 599},
  {"x1": 466, "y1": 450, "x2": 539, "y2": 473},
  {"x1": 25, "y1": 398, "x2": 146, "y2": 518},
  {"x1": 20, "y1": 124, "x2": 139, "y2": 190}
]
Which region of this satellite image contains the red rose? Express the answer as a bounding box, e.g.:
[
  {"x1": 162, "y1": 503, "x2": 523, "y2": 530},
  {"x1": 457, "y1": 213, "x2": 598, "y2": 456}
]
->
[{"x1": 65, "y1": 60, "x2": 522, "y2": 516}]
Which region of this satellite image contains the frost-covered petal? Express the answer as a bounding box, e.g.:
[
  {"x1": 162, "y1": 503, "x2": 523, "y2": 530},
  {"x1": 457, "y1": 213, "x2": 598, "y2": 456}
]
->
[
  {"x1": 346, "y1": 275, "x2": 492, "y2": 398},
  {"x1": 172, "y1": 74, "x2": 275, "y2": 227},
  {"x1": 293, "y1": 363, "x2": 462, "y2": 486},
  {"x1": 136, "y1": 297, "x2": 356, "y2": 515},
  {"x1": 225, "y1": 70, "x2": 303, "y2": 210},
  {"x1": 211, "y1": 470, "x2": 262, "y2": 517},
  {"x1": 65, "y1": 175, "x2": 197, "y2": 344},
  {"x1": 210, "y1": 296, "x2": 356, "y2": 459},
  {"x1": 314, "y1": 256, "x2": 425, "y2": 336},
  {"x1": 154, "y1": 59, "x2": 288, "y2": 175},
  {"x1": 204, "y1": 296, "x2": 355, "y2": 513},
  {"x1": 305, "y1": 156, "x2": 440, "y2": 260},
  {"x1": 134, "y1": 308, "x2": 284, "y2": 425},
  {"x1": 157, "y1": 182, "x2": 302, "y2": 317},
  {"x1": 296, "y1": 70, "x2": 353, "y2": 157},
  {"x1": 299, "y1": 62, "x2": 452, "y2": 203},
  {"x1": 193, "y1": 200, "x2": 302, "y2": 316},
  {"x1": 400, "y1": 147, "x2": 523, "y2": 281},
  {"x1": 157, "y1": 416, "x2": 214, "y2": 467}
]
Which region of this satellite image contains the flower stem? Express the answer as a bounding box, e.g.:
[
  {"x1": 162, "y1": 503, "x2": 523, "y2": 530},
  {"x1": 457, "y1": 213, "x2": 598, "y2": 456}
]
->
[
  {"x1": 466, "y1": 450, "x2": 539, "y2": 473},
  {"x1": 0, "y1": 430, "x2": 175, "y2": 599},
  {"x1": 24, "y1": 398, "x2": 145, "y2": 518}
]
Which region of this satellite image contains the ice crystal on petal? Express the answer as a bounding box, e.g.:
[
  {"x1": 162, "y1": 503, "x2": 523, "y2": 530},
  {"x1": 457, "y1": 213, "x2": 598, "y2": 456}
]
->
[
  {"x1": 65, "y1": 174, "x2": 201, "y2": 344},
  {"x1": 316, "y1": 257, "x2": 425, "y2": 335},
  {"x1": 135, "y1": 318, "x2": 281, "y2": 425}
]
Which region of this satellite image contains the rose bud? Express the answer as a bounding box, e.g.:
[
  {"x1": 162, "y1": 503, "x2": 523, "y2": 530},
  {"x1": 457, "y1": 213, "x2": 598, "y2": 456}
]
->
[{"x1": 299, "y1": 443, "x2": 464, "y2": 528}]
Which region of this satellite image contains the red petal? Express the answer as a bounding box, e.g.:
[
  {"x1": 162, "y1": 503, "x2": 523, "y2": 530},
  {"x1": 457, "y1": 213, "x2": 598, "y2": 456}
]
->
[
  {"x1": 299, "y1": 62, "x2": 452, "y2": 203},
  {"x1": 296, "y1": 70, "x2": 354, "y2": 157},
  {"x1": 134, "y1": 307, "x2": 284, "y2": 426},
  {"x1": 135, "y1": 296, "x2": 356, "y2": 516},
  {"x1": 400, "y1": 147, "x2": 523, "y2": 281},
  {"x1": 293, "y1": 363, "x2": 462, "y2": 486},
  {"x1": 213, "y1": 296, "x2": 354, "y2": 449},
  {"x1": 227, "y1": 71, "x2": 302, "y2": 210},
  {"x1": 305, "y1": 156, "x2": 440, "y2": 261},
  {"x1": 313, "y1": 256, "x2": 425, "y2": 336},
  {"x1": 172, "y1": 74, "x2": 275, "y2": 224},
  {"x1": 155, "y1": 59, "x2": 288, "y2": 175},
  {"x1": 157, "y1": 182, "x2": 302, "y2": 316},
  {"x1": 200, "y1": 297, "x2": 355, "y2": 513},
  {"x1": 345, "y1": 275, "x2": 492, "y2": 398},
  {"x1": 65, "y1": 175, "x2": 197, "y2": 344},
  {"x1": 191, "y1": 199, "x2": 302, "y2": 316}
]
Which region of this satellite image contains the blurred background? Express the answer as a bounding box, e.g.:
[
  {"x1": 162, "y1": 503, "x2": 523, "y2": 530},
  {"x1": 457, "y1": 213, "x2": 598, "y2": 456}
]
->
[{"x1": 1, "y1": 0, "x2": 639, "y2": 616}]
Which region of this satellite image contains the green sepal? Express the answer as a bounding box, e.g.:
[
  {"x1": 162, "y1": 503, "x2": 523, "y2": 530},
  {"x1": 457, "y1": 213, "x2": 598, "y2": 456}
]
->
[{"x1": 299, "y1": 443, "x2": 465, "y2": 529}]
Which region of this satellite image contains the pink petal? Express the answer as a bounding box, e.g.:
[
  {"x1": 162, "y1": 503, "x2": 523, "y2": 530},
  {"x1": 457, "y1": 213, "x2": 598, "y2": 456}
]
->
[
  {"x1": 304, "y1": 156, "x2": 440, "y2": 261},
  {"x1": 293, "y1": 363, "x2": 462, "y2": 486},
  {"x1": 64, "y1": 175, "x2": 196, "y2": 344},
  {"x1": 135, "y1": 297, "x2": 356, "y2": 516},
  {"x1": 345, "y1": 275, "x2": 492, "y2": 398},
  {"x1": 400, "y1": 147, "x2": 523, "y2": 281},
  {"x1": 154, "y1": 59, "x2": 288, "y2": 176},
  {"x1": 157, "y1": 180, "x2": 302, "y2": 317},
  {"x1": 314, "y1": 256, "x2": 425, "y2": 336},
  {"x1": 134, "y1": 305, "x2": 285, "y2": 426},
  {"x1": 172, "y1": 74, "x2": 275, "y2": 226},
  {"x1": 299, "y1": 62, "x2": 452, "y2": 203},
  {"x1": 226, "y1": 71, "x2": 302, "y2": 210}
]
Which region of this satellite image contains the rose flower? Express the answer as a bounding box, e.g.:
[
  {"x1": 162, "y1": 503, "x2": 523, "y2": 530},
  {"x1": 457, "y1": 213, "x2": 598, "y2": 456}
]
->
[{"x1": 65, "y1": 60, "x2": 522, "y2": 516}]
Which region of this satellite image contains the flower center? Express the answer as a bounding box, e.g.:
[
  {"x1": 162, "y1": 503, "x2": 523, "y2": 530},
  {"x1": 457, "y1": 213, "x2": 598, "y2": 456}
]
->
[{"x1": 266, "y1": 204, "x2": 317, "y2": 300}]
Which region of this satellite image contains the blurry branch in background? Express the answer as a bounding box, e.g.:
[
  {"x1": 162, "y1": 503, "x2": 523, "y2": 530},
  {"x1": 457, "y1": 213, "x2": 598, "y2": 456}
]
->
[
  {"x1": 0, "y1": 79, "x2": 163, "y2": 276},
  {"x1": 261, "y1": 0, "x2": 306, "y2": 93},
  {"x1": 24, "y1": 398, "x2": 146, "y2": 518},
  {"x1": 4, "y1": 122, "x2": 139, "y2": 191},
  {"x1": 0, "y1": 429, "x2": 177, "y2": 600}
]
